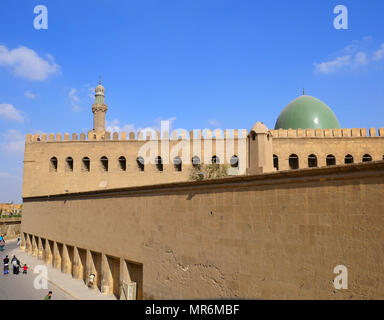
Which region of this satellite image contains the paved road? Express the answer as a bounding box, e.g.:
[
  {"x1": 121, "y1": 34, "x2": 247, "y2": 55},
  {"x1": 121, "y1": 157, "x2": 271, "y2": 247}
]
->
[{"x1": 0, "y1": 240, "x2": 73, "y2": 300}]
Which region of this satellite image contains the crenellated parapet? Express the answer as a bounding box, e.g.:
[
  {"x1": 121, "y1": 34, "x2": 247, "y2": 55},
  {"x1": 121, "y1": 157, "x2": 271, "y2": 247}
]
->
[
  {"x1": 26, "y1": 127, "x2": 384, "y2": 142},
  {"x1": 269, "y1": 128, "x2": 384, "y2": 138},
  {"x1": 25, "y1": 129, "x2": 249, "y2": 143}
]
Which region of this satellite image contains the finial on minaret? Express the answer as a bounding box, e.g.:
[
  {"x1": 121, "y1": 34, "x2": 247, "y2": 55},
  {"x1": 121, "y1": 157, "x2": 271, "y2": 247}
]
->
[
  {"x1": 303, "y1": 88, "x2": 305, "y2": 95},
  {"x1": 99, "y1": 75, "x2": 102, "y2": 85}
]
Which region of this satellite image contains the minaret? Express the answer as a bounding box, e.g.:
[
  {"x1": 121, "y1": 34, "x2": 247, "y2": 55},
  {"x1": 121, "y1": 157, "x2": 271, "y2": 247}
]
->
[{"x1": 92, "y1": 79, "x2": 108, "y2": 133}]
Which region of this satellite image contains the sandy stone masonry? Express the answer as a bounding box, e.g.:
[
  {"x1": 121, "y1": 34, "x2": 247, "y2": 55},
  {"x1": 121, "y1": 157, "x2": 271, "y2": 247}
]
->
[
  {"x1": 20, "y1": 233, "x2": 136, "y2": 298},
  {"x1": 23, "y1": 126, "x2": 384, "y2": 197},
  {"x1": 270, "y1": 127, "x2": 384, "y2": 137},
  {"x1": 22, "y1": 82, "x2": 384, "y2": 198},
  {"x1": 22, "y1": 128, "x2": 251, "y2": 198},
  {"x1": 21, "y1": 161, "x2": 384, "y2": 299},
  {"x1": 0, "y1": 218, "x2": 21, "y2": 239},
  {"x1": 271, "y1": 127, "x2": 384, "y2": 171},
  {"x1": 20, "y1": 82, "x2": 384, "y2": 299}
]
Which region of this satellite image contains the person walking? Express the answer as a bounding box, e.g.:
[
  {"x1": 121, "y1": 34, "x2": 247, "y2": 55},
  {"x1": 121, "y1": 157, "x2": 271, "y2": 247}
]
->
[
  {"x1": 3, "y1": 256, "x2": 9, "y2": 275},
  {"x1": 0, "y1": 238, "x2": 5, "y2": 251},
  {"x1": 44, "y1": 291, "x2": 52, "y2": 300},
  {"x1": 11, "y1": 256, "x2": 18, "y2": 274},
  {"x1": 15, "y1": 258, "x2": 20, "y2": 275},
  {"x1": 22, "y1": 264, "x2": 28, "y2": 275}
]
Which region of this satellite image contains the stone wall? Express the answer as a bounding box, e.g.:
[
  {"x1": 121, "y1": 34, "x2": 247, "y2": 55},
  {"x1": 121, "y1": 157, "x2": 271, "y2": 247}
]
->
[
  {"x1": 22, "y1": 128, "x2": 384, "y2": 198},
  {"x1": 0, "y1": 218, "x2": 21, "y2": 239},
  {"x1": 21, "y1": 161, "x2": 384, "y2": 299},
  {"x1": 272, "y1": 136, "x2": 384, "y2": 170},
  {"x1": 22, "y1": 131, "x2": 248, "y2": 198}
]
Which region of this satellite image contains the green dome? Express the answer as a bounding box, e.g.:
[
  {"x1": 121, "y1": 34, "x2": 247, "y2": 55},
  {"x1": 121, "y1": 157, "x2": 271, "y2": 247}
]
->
[{"x1": 274, "y1": 95, "x2": 340, "y2": 130}]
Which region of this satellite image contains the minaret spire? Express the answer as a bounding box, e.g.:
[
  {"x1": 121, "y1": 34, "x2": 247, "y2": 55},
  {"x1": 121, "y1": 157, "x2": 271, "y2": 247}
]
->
[
  {"x1": 92, "y1": 79, "x2": 108, "y2": 133},
  {"x1": 303, "y1": 88, "x2": 305, "y2": 95}
]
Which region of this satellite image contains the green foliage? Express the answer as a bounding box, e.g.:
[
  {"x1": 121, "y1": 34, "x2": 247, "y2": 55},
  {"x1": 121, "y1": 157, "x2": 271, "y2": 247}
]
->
[
  {"x1": 189, "y1": 163, "x2": 229, "y2": 181},
  {"x1": 1, "y1": 214, "x2": 22, "y2": 219}
]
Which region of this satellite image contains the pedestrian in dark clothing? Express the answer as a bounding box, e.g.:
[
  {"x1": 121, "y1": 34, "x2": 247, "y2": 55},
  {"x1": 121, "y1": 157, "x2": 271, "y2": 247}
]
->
[
  {"x1": 3, "y1": 256, "x2": 9, "y2": 275},
  {"x1": 11, "y1": 256, "x2": 18, "y2": 274},
  {"x1": 14, "y1": 260, "x2": 20, "y2": 275}
]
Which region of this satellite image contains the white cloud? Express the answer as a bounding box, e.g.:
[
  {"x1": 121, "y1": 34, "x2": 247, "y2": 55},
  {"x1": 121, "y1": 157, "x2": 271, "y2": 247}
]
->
[
  {"x1": 314, "y1": 51, "x2": 369, "y2": 74},
  {"x1": 106, "y1": 117, "x2": 177, "y2": 136},
  {"x1": 24, "y1": 90, "x2": 36, "y2": 99},
  {"x1": 0, "y1": 45, "x2": 60, "y2": 81},
  {"x1": 314, "y1": 55, "x2": 351, "y2": 74},
  {"x1": 208, "y1": 119, "x2": 221, "y2": 127},
  {"x1": 106, "y1": 119, "x2": 136, "y2": 133},
  {"x1": 0, "y1": 103, "x2": 26, "y2": 122},
  {"x1": 69, "y1": 85, "x2": 98, "y2": 111},
  {"x1": 151, "y1": 116, "x2": 176, "y2": 132},
  {"x1": 314, "y1": 38, "x2": 384, "y2": 74},
  {"x1": 69, "y1": 88, "x2": 81, "y2": 112},
  {"x1": 373, "y1": 43, "x2": 384, "y2": 61},
  {"x1": 0, "y1": 172, "x2": 11, "y2": 178},
  {"x1": 1, "y1": 129, "x2": 25, "y2": 155},
  {"x1": 88, "y1": 87, "x2": 95, "y2": 100},
  {"x1": 354, "y1": 52, "x2": 368, "y2": 65}
]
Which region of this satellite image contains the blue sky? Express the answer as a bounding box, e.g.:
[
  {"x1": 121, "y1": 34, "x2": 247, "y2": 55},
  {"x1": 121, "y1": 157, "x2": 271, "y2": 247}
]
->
[{"x1": 0, "y1": 0, "x2": 384, "y2": 202}]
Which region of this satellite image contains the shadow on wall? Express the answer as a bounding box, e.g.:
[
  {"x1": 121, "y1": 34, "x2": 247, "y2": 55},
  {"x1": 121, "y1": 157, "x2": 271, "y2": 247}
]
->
[{"x1": 22, "y1": 232, "x2": 143, "y2": 300}]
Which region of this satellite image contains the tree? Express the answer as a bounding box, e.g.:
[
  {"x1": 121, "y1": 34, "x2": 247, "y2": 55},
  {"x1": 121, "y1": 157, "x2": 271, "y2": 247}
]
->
[{"x1": 189, "y1": 163, "x2": 229, "y2": 181}]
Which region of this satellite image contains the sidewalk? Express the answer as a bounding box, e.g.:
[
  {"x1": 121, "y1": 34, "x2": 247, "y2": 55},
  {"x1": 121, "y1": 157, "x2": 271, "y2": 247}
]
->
[{"x1": 8, "y1": 240, "x2": 116, "y2": 300}]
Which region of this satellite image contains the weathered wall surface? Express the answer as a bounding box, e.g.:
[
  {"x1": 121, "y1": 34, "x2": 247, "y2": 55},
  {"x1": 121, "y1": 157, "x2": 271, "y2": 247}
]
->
[
  {"x1": 23, "y1": 128, "x2": 384, "y2": 198},
  {"x1": 272, "y1": 136, "x2": 384, "y2": 170},
  {"x1": 21, "y1": 162, "x2": 384, "y2": 299},
  {"x1": 22, "y1": 133, "x2": 247, "y2": 198},
  {"x1": 0, "y1": 219, "x2": 21, "y2": 239}
]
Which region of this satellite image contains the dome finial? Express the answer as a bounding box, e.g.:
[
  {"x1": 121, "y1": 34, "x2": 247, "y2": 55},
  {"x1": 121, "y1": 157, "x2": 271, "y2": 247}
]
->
[
  {"x1": 99, "y1": 75, "x2": 102, "y2": 85},
  {"x1": 303, "y1": 88, "x2": 305, "y2": 95}
]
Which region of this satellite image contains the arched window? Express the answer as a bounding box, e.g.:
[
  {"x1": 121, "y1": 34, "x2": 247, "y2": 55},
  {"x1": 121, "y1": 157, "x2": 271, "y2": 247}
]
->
[
  {"x1": 273, "y1": 154, "x2": 279, "y2": 171},
  {"x1": 326, "y1": 154, "x2": 336, "y2": 166},
  {"x1": 82, "y1": 157, "x2": 90, "y2": 172},
  {"x1": 362, "y1": 154, "x2": 372, "y2": 162},
  {"x1": 118, "y1": 156, "x2": 126, "y2": 171},
  {"x1": 155, "y1": 156, "x2": 163, "y2": 171},
  {"x1": 192, "y1": 156, "x2": 200, "y2": 168},
  {"x1": 230, "y1": 155, "x2": 239, "y2": 168},
  {"x1": 250, "y1": 131, "x2": 256, "y2": 141},
  {"x1": 173, "y1": 156, "x2": 182, "y2": 171},
  {"x1": 289, "y1": 154, "x2": 299, "y2": 170},
  {"x1": 345, "y1": 154, "x2": 354, "y2": 164},
  {"x1": 65, "y1": 157, "x2": 73, "y2": 172},
  {"x1": 212, "y1": 155, "x2": 220, "y2": 164},
  {"x1": 308, "y1": 154, "x2": 317, "y2": 168},
  {"x1": 100, "y1": 156, "x2": 108, "y2": 172},
  {"x1": 50, "y1": 157, "x2": 58, "y2": 172},
  {"x1": 136, "y1": 156, "x2": 144, "y2": 171}
]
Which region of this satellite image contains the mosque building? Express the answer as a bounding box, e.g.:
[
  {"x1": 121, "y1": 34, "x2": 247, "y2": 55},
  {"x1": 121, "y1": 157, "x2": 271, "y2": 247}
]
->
[{"x1": 19, "y1": 82, "x2": 384, "y2": 300}]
